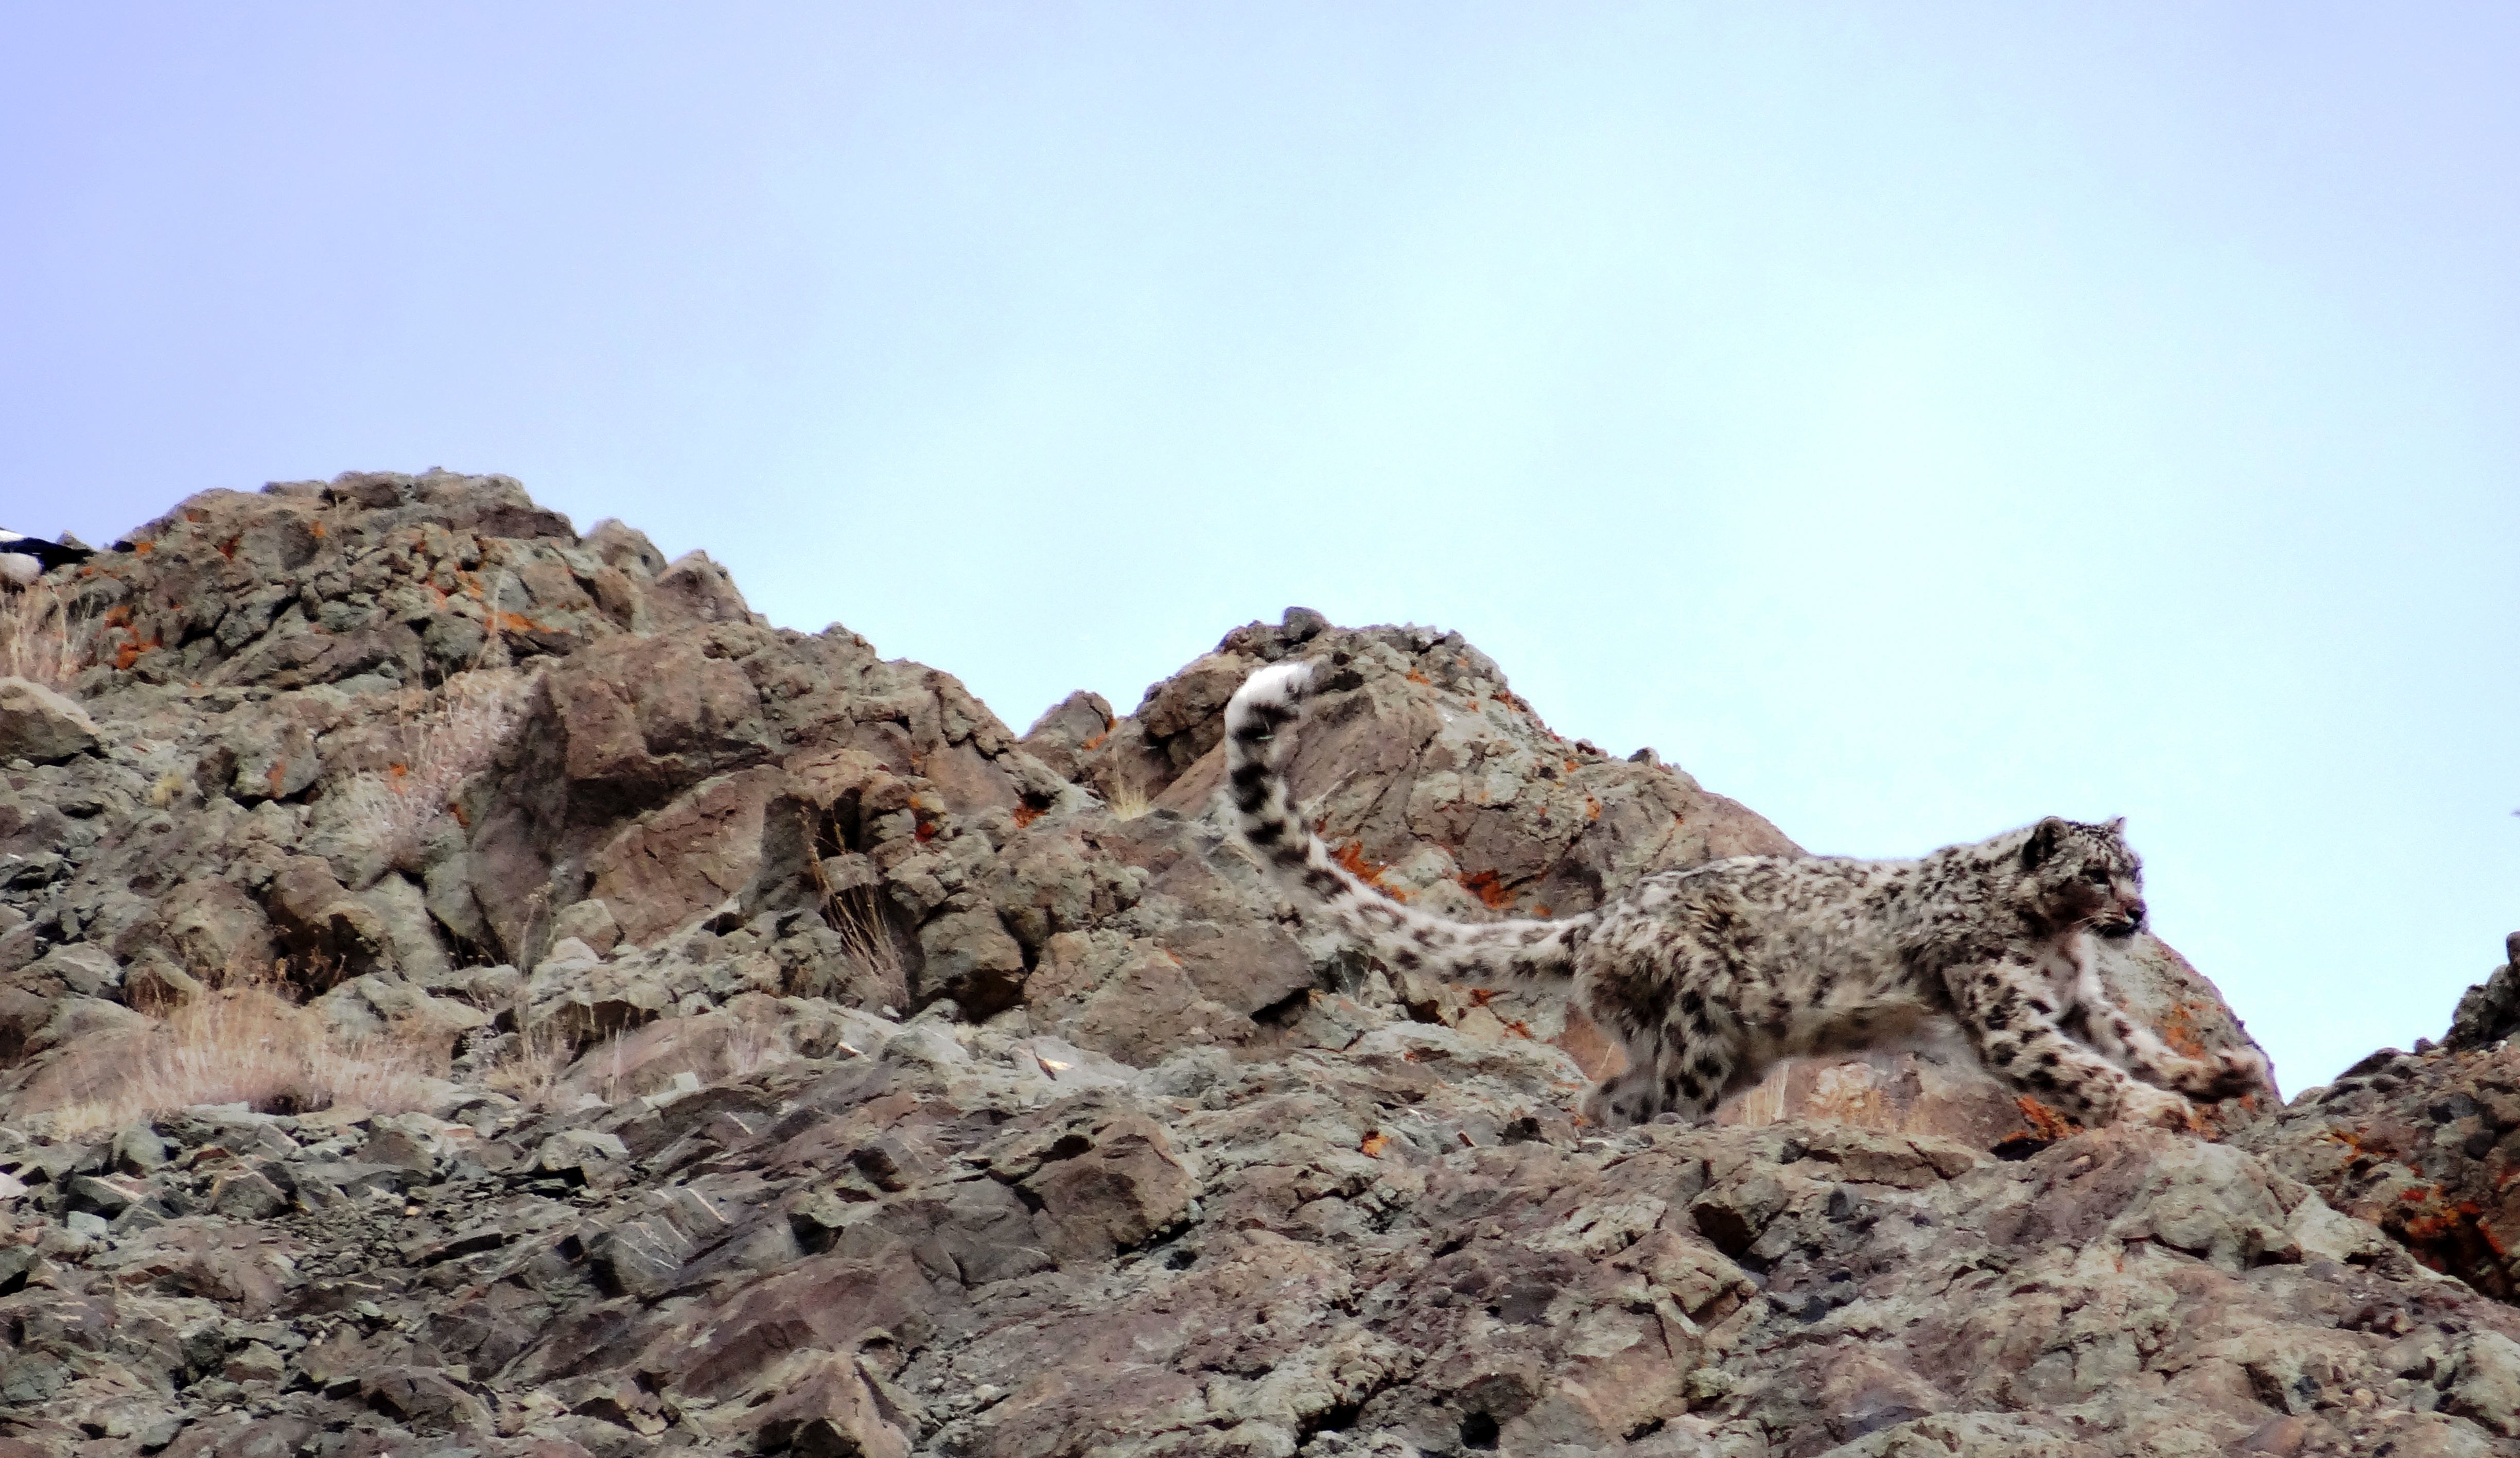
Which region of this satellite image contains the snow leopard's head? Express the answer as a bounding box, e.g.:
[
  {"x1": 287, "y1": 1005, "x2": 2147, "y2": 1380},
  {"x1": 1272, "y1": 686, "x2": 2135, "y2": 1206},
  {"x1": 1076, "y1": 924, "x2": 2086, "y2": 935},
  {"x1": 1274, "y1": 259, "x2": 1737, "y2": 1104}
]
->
[{"x1": 2017, "y1": 815, "x2": 2147, "y2": 939}]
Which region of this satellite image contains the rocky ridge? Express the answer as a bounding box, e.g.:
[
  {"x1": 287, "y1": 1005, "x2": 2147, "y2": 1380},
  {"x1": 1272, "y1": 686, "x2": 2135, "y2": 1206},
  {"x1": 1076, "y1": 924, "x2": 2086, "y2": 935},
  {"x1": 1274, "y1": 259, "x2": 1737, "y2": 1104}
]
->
[{"x1": 0, "y1": 472, "x2": 2510, "y2": 1456}]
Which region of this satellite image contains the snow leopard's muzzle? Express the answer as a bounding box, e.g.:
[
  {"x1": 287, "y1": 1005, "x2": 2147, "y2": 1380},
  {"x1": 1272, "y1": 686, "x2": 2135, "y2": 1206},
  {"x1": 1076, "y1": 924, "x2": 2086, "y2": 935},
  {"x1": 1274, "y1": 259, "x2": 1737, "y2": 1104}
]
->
[{"x1": 2095, "y1": 900, "x2": 2147, "y2": 940}]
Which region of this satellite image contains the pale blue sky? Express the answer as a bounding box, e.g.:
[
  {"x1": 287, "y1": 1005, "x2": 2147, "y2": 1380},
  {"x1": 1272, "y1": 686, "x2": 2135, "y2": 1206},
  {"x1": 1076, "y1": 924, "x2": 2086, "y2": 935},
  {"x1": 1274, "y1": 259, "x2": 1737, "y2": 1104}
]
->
[{"x1": 5, "y1": 6, "x2": 2514, "y2": 1089}]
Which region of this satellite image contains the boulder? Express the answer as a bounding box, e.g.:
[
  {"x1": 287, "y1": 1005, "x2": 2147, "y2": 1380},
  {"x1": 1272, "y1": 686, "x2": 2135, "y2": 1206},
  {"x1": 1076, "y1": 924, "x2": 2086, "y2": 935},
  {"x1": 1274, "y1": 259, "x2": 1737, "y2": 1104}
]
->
[{"x1": 0, "y1": 677, "x2": 98, "y2": 762}]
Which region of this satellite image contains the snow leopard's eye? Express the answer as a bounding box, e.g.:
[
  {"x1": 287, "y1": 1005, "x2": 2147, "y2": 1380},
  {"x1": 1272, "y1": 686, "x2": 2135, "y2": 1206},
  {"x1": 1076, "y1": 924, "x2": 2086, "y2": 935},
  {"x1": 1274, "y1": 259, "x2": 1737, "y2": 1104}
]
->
[{"x1": 2083, "y1": 866, "x2": 2112, "y2": 884}]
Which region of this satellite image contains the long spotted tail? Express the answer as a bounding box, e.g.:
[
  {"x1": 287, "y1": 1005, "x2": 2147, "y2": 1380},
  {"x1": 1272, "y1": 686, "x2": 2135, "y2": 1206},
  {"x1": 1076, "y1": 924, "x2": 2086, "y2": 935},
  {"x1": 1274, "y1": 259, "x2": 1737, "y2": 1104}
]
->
[{"x1": 1223, "y1": 661, "x2": 1589, "y2": 988}]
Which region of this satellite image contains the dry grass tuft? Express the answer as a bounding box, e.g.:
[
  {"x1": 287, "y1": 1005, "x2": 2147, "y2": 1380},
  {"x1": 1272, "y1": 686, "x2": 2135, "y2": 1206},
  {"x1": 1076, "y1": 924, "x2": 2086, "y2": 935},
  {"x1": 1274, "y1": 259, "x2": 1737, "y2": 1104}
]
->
[
  {"x1": 479, "y1": 1014, "x2": 577, "y2": 1108},
  {"x1": 802, "y1": 827, "x2": 907, "y2": 990},
  {"x1": 722, "y1": 1021, "x2": 796, "y2": 1080},
  {"x1": 1105, "y1": 778, "x2": 1153, "y2": 821},
  {"x1": 825, "y1": 883, "x2": 905, "y2": 987},
  {"x1": 0, "y1": 582, "x2": 96, "y2": 692},
  {"x1": 545, "y1": 1017, "x2": 799, "y2": 1108},
  {"x1": 329, "y1": 668, "x2": 533, "y2": 867},
  {"x1": 24, "y1": 978, "x2": 450, "y2": 1138}
]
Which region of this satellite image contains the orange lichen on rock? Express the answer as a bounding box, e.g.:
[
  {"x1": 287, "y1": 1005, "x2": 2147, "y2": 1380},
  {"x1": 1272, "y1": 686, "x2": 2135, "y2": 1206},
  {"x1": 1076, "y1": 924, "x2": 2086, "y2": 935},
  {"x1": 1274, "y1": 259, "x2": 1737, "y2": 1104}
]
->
[
  {"x1": 2157, "y1": 998, "x2": 2214, "y2": 1059},
  {"x1": 1330, "y1": 840, "x2": 1391, "y2": 889},
  {"x1": 2016, "y1": 1096, "x2": 2081, "y2": 1141},
  {"x1": 1457, "y1": 869, "x2": 1516, "y2": 911}
]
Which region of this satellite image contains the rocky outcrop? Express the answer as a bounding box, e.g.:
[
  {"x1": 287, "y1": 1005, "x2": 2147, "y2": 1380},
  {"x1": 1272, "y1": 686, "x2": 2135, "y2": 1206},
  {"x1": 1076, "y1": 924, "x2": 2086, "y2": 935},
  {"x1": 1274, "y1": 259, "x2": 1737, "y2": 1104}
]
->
[
  {"x1": 1032, "y1": 613, "x2": 2271, "y2": 1149},
  {"x1": 2245, "y1": 936, "x2": 2520, "y2": 1305},
  {"x1": 2, "y1": 1009, "x2": 2514, "y2": 1457},
  {"x1": 0, "y1": 471, "x2": 2502, "y2": 1456}
]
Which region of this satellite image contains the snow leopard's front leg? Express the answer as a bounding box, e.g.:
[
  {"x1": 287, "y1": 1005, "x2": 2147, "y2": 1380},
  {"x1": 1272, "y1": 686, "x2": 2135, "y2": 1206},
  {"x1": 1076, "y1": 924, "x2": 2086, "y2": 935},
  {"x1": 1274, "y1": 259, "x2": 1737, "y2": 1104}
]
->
[
  {"x1": 2079, "y1": 1005, "x2": 2270, "y2": 1102},
  {"x1": 1948, "y1": 958, "x2": 2193, "y2": 1130},
  {"x1": 2065, "y1": 953, "x2": 2271, "y2": 1102},
  {"x1": 1580, "y1": 1065, "x2": 1665, "y2": 1128},
  {"x1": 1578, "y1": 1031, "x2": 1734, "y2": 1129}
]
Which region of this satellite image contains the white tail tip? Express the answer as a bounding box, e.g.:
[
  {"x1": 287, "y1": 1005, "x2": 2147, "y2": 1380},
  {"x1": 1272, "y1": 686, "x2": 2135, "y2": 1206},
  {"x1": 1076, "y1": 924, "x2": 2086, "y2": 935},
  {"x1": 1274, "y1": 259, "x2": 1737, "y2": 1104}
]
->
[{"x1": 1227, "y1": 659, "x2": 1314, "y2": 728}]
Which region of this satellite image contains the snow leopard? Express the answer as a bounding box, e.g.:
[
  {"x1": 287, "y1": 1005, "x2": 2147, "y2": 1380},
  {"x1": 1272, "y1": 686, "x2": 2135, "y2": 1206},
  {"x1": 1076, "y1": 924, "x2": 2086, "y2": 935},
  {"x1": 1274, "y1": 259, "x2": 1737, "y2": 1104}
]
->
[{"x1": 1222, "y1": 660, "x2": 2269, "y2": 1130}]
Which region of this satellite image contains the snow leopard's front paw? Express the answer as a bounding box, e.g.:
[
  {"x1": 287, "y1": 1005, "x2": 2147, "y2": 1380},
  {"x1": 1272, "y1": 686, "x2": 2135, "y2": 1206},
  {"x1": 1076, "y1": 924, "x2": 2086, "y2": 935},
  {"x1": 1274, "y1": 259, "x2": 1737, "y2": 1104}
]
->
[
  {"x1": 1580, "y1": 1073, "x2": 1657, "y2": 1130},
  {"x1": 2169, "y1": 1047, "x2": 2271, "y2": 1102},
  {"x1": 2118, "y1": 1083, "x2": 2198, "y2": 1132},
  {"x1": 2206, "y1": 1047, "x2": 2271, "y2": 1100}
]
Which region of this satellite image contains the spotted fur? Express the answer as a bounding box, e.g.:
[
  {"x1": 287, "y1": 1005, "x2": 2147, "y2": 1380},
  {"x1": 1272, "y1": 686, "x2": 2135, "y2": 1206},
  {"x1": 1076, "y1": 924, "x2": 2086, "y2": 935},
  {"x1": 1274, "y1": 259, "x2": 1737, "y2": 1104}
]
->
[{"x1": 1223, "y1": 661, "x2": 2268, "y2": 1130}]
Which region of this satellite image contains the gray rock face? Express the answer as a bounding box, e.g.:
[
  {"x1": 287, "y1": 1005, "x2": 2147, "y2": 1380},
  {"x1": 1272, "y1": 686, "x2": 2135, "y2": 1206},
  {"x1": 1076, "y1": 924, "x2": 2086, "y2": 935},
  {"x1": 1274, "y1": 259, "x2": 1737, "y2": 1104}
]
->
[
  {"x1": 0, "y1": 474, "x2": 2498, "y2": 1456},
  {"x1": 0, "y1": 676, "x2": 99, "y2": 763},
  {"x1": 1, "y1": 1011, "x2": 2512, "y2": 1457},
  {"x1": 2243, "y1": 933, "x2": 2520, "y2": 1306}
]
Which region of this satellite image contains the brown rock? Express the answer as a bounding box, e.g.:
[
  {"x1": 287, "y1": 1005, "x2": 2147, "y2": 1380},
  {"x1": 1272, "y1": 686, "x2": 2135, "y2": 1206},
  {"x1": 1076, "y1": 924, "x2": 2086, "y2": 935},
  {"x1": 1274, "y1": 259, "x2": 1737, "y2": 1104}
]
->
[
  {"x1": 1019, "y1": 690, "x2": 1114, "y2": 784},
  {"x1": 225, "y1": 715, "x2": 319, "y2": 802},
  {"x1": 0, "y1": 677, "x2": 99, "y2": 763},
  {"x1": 262, "y1": 856, "x2": 387, "y2": 985},
  {"x1": 584, "y1": 765, "x2": 789, "y2": 946},
  {"x1": 979, "y1": 1096, "x2": 1199, "y2": 1263},
  {"x1": 915, "y1": 903, "x2": 1027, "y2": 1017},
  {"x1": 89, "y1": 1217, "x2": 305, "y2": 1315},
  {"x1": 2247, "y1": 988, "x2": 2520, "y2": 1301},
  {"x1": 151, "y1": 877, "x2": 278, "y2": 982},
  {"x1": 647, "y1": 549, "x2": 759, "y2": 631},
  {"x1": 359, "y1": 1364, "x2": 492, "y2": 1434},
  {"x1": 741, "y1": 1352, "x2": 916, "y2": 1458}
]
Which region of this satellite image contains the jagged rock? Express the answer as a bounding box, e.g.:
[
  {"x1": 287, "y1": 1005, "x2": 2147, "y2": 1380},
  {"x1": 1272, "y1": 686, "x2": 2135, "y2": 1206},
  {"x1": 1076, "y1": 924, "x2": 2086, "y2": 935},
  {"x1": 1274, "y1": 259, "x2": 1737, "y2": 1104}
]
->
[
  {"x1": 2447, "y1": 933, "x2": 2520, "y2": 1051},
  {"x1": 532, "y1": 1127, "x2": 628, "y2": 1182},
  {"x1": 2246, "y1": 934, "x2": 2520, "y2": 1305},
  {"x1": 1020, "y1": 689, "x2": 1116, "y2": 783},
  {"x1": 745, "y1": 1351, "x2": 917, "y2": 1458},
  {"x1": 225, "y1": 713, "x2": 318, "y2": 803},
  {"x1": 150, "y1": 878, "x2": 277, "y2": 986},
  {"x1": 0, "y1": 474, "x2": 2501, "y2": 1456},
  {"x1": 583, "y1": 764, "x2": 791, "y2": 945},
  {"x1": 547, "y1": 896, "x2": 620, "y2": 956},
  {"x1": 24, "y1": 944, "x2": 118, "y2": 999},
  {"x1": 0, "y1": 678, "x2": 98, "y2": 763}
]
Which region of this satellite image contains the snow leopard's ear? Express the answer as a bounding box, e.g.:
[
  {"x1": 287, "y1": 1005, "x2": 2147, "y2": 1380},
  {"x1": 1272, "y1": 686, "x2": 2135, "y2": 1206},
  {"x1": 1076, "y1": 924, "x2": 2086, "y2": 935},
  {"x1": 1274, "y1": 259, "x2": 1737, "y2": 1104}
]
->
[
  {"x1": 2103, "y1": 816, "x2": 2126, "y2": 837},
  {"x1": 2021, "y1": 816, "x2": 2071, "y2": 872}
]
